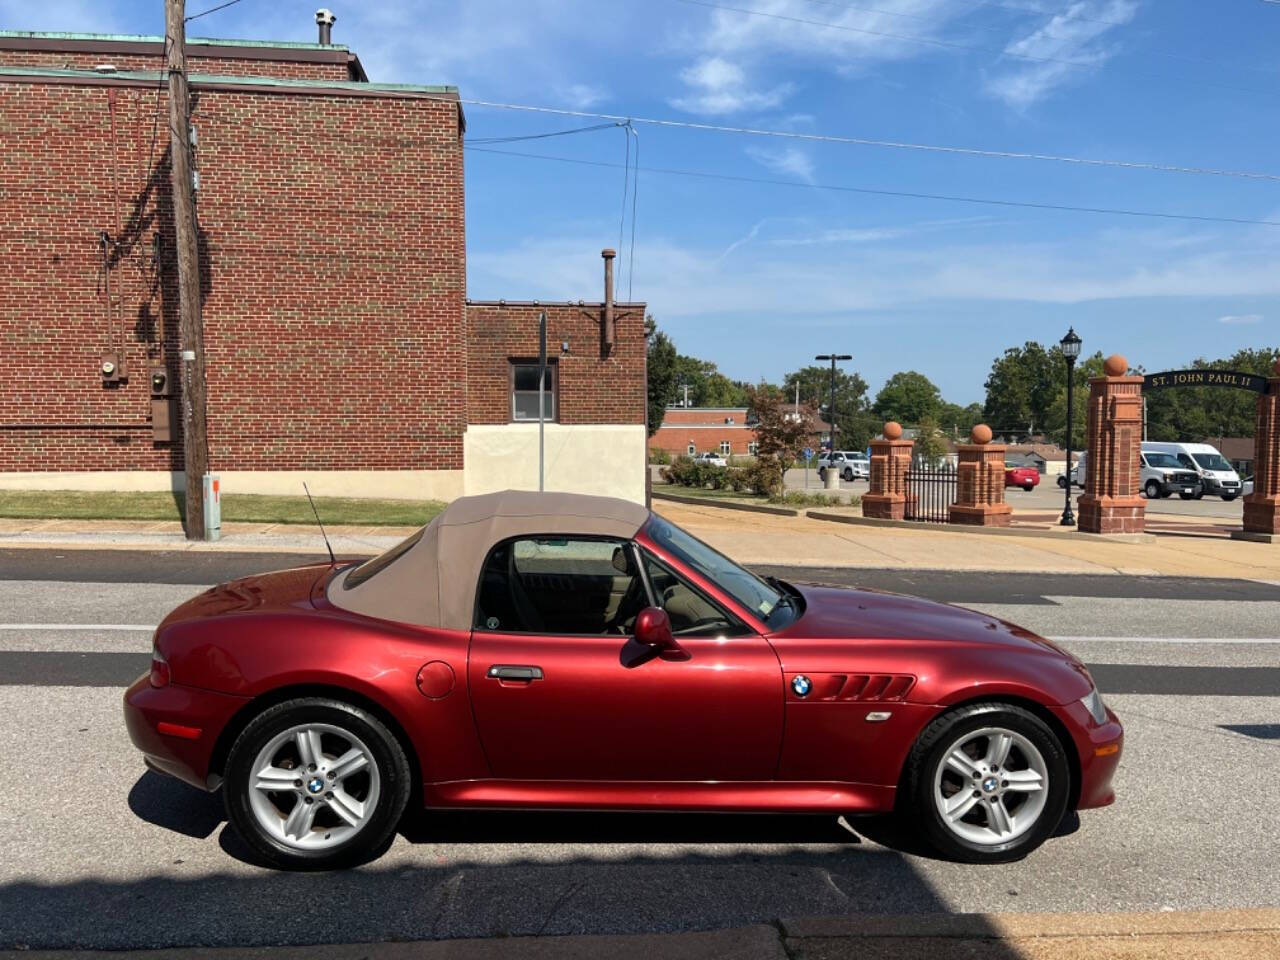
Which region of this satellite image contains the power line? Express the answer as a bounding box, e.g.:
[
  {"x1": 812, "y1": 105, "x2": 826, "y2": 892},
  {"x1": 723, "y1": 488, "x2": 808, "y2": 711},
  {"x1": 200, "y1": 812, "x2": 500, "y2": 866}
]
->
[
  {"x1": 458, "y1": 98, "x2": 1280, "y2": 183},
  {"x1": 468, "y1": 121, "x2": 623, "y2": 144},
  {"x1": 185, "y1": 0, "x2": 246, "y2": 22},
  {"x1": 464, "y1": 144, "x2": 1280, "y2": 227},
  {"x1": 672, "y1": 0, "x2": 1277, "y2": 96}
]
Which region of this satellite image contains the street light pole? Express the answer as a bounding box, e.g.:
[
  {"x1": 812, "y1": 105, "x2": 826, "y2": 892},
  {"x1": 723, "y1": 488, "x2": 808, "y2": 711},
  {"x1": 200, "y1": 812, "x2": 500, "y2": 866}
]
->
[
  {"x1": 1059, "y1": 327, "x2": 1082, "y2": 526},
  {"x1": 815, "y1": 353, "x2": 852, "y2": 451}
]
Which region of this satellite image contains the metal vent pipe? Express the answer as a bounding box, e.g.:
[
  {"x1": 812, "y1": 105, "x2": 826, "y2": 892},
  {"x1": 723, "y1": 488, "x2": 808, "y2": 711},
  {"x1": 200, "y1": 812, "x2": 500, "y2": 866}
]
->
[
  {"x1": 602, "y1": 248, "x2": 616, "y2": 350},
  {"x1": 315, "y1": 8, "x2": 336, "y2": 45}
]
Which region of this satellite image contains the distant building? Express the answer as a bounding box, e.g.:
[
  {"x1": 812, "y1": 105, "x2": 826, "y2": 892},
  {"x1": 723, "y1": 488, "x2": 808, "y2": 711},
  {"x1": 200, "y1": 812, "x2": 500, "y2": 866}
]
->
[{"x1": 649, "y1": 407, "x2": 831, "y2": 458}]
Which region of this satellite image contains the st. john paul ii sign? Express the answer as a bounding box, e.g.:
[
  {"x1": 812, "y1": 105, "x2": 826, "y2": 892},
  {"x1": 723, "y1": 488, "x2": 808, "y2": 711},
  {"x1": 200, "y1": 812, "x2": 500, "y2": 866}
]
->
[{"x1": 1143, "y1": 369, "x2": 1267, "y2": 393}]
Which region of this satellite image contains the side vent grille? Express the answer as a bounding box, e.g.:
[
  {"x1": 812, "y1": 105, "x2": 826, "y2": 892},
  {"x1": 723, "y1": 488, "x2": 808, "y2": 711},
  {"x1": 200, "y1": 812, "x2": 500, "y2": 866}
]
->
[{"x1": 804, "y1": 673, "x2": 916, "y2": 702}]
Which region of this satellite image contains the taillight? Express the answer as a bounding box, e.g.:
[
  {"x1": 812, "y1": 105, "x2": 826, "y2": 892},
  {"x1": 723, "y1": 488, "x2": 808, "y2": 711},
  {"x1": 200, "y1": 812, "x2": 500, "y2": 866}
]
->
[{"x1": 149, "y1": 651, "x2": 171, "y2": 689}]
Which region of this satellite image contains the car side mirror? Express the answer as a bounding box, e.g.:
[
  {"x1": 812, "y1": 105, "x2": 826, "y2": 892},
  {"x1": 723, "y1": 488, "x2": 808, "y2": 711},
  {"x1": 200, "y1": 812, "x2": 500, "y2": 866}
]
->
[{"x1": 634, "y1": 606, "x2": 685, "y2": 658}]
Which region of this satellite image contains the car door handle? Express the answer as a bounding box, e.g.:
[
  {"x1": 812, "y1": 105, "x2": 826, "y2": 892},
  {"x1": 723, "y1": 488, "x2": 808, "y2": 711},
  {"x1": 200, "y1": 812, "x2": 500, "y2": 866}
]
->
[{"x1": 487, "y1": 664, "x2": 544, "y2": 681}]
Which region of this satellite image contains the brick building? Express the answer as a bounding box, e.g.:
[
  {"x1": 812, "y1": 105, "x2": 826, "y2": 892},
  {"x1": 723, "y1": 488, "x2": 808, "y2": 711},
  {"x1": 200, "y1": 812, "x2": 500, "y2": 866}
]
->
[
  {"x1": 649, "y1": 406, "x2": 831, "y2": 459},
  {"x1": 0, "y1": 29, "x2": 646, "y2": 503}
]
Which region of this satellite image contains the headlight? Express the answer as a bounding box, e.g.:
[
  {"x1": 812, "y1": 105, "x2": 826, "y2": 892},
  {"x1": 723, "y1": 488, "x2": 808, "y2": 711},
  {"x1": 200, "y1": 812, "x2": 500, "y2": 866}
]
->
[{"x1": 1081, "y1": 687, "x2": 1107, "y2": 725}]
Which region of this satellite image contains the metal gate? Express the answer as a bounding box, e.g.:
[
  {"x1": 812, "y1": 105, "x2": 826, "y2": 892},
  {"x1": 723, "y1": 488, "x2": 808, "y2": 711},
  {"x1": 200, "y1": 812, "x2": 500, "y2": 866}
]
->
[{"x1": 904, "y1": 462, "x2": 958, "y2": 523}]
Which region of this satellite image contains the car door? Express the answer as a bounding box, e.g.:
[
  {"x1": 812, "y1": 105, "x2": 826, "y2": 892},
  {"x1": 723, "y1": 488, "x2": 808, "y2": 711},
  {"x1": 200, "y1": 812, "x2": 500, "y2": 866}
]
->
[{"x1": 467, "y1": 535, "x2": 784, "y2": 782}]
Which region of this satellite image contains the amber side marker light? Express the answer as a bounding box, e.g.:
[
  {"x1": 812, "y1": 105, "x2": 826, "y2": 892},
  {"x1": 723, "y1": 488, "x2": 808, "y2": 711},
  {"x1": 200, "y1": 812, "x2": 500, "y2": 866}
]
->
[
  {"x1": 1095, "y1": 743, "x2": 1121, "y2": 757},
  {"x1": 156, "y1": 722, "x2": 202, "y2": 740}
]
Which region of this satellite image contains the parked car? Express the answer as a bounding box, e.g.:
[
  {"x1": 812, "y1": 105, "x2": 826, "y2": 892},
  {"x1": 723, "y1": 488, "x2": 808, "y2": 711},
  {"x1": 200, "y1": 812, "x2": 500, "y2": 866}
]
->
[
  {"x1": 125, "y1": 490, "x2": 1122, "y2": 870},
  {"x1": 1056, "y1": 453, "x2": 1087, "y2": 489},
  {"x1": 817, "y1": 450, "x2": 870, "y2": 482},
  {"x1": 1004, "y1": 465, "x2": 1041, "y2": 491},
  {"x1": 1138, "y1": 451, "x2": 1202, "y2": 500},
  {"x1": 1141, "y1": 442, "x2": 1242, "y2": 501},
  {"x1": 692, "y1": 451, "x2": 727, "y2": 468}
]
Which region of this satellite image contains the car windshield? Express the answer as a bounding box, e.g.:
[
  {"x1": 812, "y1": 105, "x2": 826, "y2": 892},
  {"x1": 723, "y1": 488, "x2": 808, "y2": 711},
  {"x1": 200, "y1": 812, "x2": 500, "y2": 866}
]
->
[
  {"x1": 1192, "y1": 453, "x2": 1232, "y2": 472},
  {"x1": 643, "y1": 513, "x2": 782, "y2": 620},
  {"x1": 1144, "y1": 453, "x2": 1181, "y2": 469}
]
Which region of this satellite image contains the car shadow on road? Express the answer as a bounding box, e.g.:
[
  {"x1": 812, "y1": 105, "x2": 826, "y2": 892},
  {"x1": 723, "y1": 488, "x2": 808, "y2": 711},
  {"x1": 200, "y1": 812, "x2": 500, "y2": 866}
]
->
[{"x1": 1, "y1": 770, "x2": 1036, "y2": 954}]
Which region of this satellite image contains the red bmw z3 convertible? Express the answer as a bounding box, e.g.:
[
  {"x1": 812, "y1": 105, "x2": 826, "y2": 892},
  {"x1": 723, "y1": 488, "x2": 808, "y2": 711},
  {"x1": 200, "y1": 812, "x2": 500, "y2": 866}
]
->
[{"x1": 124, "y1": 490, "x2": 1122, "y2": 870}]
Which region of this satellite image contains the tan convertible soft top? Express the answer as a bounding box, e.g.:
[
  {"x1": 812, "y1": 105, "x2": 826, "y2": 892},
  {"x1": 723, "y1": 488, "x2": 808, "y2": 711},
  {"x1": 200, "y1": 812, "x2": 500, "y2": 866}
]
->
[{"x1": 327, "y1": 490, "x2": 651, "y2": 630}]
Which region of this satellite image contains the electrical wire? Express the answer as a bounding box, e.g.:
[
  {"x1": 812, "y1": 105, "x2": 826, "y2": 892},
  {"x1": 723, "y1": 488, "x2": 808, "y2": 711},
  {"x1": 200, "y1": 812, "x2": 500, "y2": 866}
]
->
[
  {"x1": 457, "y1": 98, "x2": 1280, "y2": 183},
  {"x1": 618, "y1": 123, "x2": 631, "y2": 267},
  {"x1": 185, "y1": 0, "x2": 246, "y2": 23},
  {"x1": 463, "y1": 144, "x2": 1280, "y2": 228},
  {"x1": 627, "y1": 125, "x2": 640, "y2": 303},
  {"x1": 468, "y1": 121, "x2": 623, "y2": 144}
]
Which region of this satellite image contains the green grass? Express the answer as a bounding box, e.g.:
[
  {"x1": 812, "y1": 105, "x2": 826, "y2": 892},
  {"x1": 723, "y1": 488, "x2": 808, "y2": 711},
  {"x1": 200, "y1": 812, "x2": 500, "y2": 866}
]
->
[
  {"x1": 0, "y1": 490, "x2": 445, "y2": 526},
  {"x1": 653, "y1": 484, "x2": 769, "y2": 503}
]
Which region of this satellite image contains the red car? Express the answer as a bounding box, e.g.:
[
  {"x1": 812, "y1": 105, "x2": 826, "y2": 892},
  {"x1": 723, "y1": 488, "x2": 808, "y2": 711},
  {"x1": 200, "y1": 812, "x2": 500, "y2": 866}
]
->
[
  {"x1": 124, "y1": 490, "x2": 1121, "y2": 869},
  {"x1": 1005, "y1": 465, "x2": 1041, "y2": 491}
]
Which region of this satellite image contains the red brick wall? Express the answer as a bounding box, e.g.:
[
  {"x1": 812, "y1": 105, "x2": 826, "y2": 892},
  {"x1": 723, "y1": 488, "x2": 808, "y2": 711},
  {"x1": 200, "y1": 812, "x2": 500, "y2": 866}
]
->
[
  {"x1": 0, "y1": 74, "x2": 466, "y2": 473},
  {"x1": 465, "y1": 303, "x2": 646, "y2": 426},
  {"x1": 0, "y1": 48, "x2": 353, "y2": 81},
  {"x1": 648, "y1": 423, "x2": 757, "y2": 456}
]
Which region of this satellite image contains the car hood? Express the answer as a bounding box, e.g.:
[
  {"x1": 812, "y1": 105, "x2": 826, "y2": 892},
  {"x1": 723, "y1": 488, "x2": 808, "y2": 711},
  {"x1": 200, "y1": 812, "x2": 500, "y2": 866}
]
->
[{"x1": 780, "y1": 582, "x2": 1075, "y2": 659}]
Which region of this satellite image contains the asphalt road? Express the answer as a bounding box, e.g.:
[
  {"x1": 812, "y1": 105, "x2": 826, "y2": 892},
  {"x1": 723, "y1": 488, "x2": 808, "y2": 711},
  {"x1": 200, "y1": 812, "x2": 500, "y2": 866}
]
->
[{"x1": 1, "y1": 550, "x2": 1277, "y2": 950}]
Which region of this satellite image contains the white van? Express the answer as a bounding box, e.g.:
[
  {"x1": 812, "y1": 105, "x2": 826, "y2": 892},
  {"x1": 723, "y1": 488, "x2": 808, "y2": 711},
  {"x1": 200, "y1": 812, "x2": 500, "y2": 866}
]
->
[{"x1": 1141, "y1": 442, "x2": 1243, "y2": 501}]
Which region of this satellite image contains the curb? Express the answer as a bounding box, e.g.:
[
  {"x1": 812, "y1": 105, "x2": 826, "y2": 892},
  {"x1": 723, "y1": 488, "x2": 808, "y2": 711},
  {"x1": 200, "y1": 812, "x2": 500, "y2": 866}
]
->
[
  {"x1": 651, "y1": 490, "x2": 801, "y2": 516},
  {"x1": 804, "y1": 509, "x2": 1159, "y2": 543}
]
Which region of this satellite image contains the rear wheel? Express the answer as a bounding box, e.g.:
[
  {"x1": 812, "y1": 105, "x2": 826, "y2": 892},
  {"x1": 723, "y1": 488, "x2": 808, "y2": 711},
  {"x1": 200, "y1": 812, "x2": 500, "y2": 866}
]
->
[
  {"x1": 900, "y1": 703, "x2": 1069, "y2": 863},
  {"x1": 224, "y1": 698, "x2": 411, "y2": 870},
  {"x1": 1057, "y1": 476, "x2": 1067, "y2": 489}
]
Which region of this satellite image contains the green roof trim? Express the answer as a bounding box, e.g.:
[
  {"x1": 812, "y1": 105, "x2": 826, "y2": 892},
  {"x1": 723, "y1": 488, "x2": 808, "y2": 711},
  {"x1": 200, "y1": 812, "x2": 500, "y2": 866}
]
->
[
  {"x1": 0, "y1": 30, "x2": 351, "y2": 52},
  {"x1": 0, "y1": 65, "x2": 457, "y2": 96}
]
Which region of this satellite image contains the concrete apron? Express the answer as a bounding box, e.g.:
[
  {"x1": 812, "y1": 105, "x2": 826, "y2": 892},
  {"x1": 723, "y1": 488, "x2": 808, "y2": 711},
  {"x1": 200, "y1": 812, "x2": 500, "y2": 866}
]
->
[{"x1": 4, "y1": 909, "x2": 1277, "y2": 960}]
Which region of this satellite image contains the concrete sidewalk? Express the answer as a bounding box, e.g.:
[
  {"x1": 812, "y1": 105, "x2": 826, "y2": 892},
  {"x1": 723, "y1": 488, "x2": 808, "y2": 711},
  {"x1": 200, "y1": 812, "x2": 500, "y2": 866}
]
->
[
  {"x1": 3, "y1": 505, "x2": 1280, "y2": 580},
  {"x1": 4, "y1": 909, "x2": 1277, "y2": 959}
]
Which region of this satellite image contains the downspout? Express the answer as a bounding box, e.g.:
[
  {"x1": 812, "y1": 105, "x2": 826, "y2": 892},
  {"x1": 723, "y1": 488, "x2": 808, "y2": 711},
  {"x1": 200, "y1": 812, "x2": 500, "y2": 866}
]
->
[{"x1": 108, "y1": 88, "x2": 125, "y2": 379}]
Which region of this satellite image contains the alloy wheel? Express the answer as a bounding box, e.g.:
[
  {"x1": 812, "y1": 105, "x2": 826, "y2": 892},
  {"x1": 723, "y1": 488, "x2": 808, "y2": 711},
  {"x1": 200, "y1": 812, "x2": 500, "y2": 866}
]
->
[
  {"x1": 246, "y1": 722, "x2": 382, "y2": 851},
  {"x1": 932, "y1": 726, "x2": 1049, "y2": 846}
]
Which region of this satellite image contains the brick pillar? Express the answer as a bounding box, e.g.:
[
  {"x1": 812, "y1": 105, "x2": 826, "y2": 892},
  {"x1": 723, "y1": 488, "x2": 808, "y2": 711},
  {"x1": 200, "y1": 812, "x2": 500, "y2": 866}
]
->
[
  {"x1": 863, "y1": 421, "x2": 913, "y2": 521},
  {"x1": 1078, "y1": 354, "x2": 1146, "y2": 535},
  {"x1": 949, "y1": 424, "x2": 1013, "y2": 526},
  {"x1": 1242, "y1": 360, "x2": 1280, "y2": 536}
]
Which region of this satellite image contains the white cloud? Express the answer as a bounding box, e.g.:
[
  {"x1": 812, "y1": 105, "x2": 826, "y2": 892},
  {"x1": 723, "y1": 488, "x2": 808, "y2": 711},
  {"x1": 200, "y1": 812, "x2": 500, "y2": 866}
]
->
[
  {"x1": 554, "y1": 83, "x2": 608, "y2": 109},
  {"x1": 984, "y1": 1, "x2": 1140, "y2": 108},
  {"x1": 745, "y1": 145, "x2": 815, "y2": 181},
  {"x1": 1217, "y1": 314, "x2": 1262, "y2": 325},
  {"x1": 669, "y1": 56, "x2": 794, "y2": 114}
]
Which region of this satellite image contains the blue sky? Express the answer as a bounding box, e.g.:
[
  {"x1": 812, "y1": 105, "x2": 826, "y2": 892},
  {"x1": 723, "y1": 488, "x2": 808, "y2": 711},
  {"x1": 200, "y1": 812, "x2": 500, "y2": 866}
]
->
[{"x1": 5, "y1": 0, "x2": 1279, "y2": 404}]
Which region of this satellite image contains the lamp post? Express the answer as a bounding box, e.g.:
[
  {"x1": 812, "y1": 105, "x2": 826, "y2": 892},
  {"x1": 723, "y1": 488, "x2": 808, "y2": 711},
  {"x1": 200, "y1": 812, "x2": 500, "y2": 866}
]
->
[
  {"x1": 1059, "y1": 327, "x2": 1082, "y2": 526},
  {"x1": 815, "y1": 353, "x2": 852, "y2": 451}
]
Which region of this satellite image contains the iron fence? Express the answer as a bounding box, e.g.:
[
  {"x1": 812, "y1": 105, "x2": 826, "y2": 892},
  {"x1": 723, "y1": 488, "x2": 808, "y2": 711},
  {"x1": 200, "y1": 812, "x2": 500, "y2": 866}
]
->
[{"x1": 904, "y1": 462, "x2": 958, "y2": 523}]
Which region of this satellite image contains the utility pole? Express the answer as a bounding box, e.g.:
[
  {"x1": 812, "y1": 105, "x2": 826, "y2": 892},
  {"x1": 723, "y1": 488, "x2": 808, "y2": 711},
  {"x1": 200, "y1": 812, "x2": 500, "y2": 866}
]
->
[
  {"x1": 815, "y1": 353, "x2": 852, "y2": 451},
  {"x1": 166, "y1": 0, "x2": 208, "y2": 539}
]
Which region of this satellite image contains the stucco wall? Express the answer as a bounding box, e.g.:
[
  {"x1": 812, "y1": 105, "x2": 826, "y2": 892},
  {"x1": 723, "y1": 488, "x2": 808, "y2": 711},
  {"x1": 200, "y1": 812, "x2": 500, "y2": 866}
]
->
[{"x1": 463, "y1": 424, "x2": 646, "y2": 504}]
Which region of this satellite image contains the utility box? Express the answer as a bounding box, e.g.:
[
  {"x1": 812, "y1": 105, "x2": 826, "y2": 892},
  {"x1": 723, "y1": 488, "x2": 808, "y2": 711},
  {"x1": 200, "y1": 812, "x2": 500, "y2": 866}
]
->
[
  {"x1": 203, "y1": 473, "x2": 221, "y2": 542},
  {"x1": 150, "y1": 365, "x2": 175, "y2": 443}
]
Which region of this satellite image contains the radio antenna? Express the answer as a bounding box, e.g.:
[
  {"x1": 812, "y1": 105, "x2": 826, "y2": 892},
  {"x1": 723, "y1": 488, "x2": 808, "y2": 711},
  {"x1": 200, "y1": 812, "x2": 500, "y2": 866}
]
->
[{"x1": 303, "y1": 482, "x2": 335, "y2": 565}]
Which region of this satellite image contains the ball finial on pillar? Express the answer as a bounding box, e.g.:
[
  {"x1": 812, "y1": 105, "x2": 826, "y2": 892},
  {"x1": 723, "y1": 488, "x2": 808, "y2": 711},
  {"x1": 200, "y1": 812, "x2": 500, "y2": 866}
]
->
[
  {"x1": 1103, "y1": 354, "x2": 1128, "y2": 377},
  {"x1": 970, "y1": 424, "x2": 992, "y2": 445},
  {"x1": 883, "y1": 421, "x2": 903, "y2": 441}
]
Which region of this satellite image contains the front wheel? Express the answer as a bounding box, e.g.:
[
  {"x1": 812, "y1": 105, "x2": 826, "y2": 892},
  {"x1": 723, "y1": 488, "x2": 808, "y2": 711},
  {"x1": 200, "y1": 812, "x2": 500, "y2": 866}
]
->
[
  {"x1": 842, "y1": 469, "x2": 854, "y2": 482},
  {"x1": 1144, "y1": 480, "x2": 1161, "y2": 500},
  {"x1": 1057, "y1": 476, "x2": 1067, "y2": 489},
  {"x1": 900, "y1": 703, "x2": 1070, "y2": 863},
  {"x1": 1221, "y1": 495, "x2": 1237, "y2": 502},
  {"x1": 224, "y1": 698, "x2": 412, "y2": 870}
]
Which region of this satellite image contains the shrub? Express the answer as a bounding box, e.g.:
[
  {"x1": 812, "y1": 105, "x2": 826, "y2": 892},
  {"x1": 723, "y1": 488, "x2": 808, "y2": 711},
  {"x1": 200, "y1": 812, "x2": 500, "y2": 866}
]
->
[
  {"x1": 767, "y1": 490, "x2": 861, "y2": 508},
  {"x1": 649, "y1": 448, "x2": 673, "y2": 465}
]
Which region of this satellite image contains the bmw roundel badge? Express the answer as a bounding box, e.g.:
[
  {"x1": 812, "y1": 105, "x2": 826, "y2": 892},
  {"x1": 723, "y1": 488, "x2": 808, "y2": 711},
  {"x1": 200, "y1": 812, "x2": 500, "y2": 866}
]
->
[{"x1": 792, "y1": 675, "x2": 812, "y2": 697}]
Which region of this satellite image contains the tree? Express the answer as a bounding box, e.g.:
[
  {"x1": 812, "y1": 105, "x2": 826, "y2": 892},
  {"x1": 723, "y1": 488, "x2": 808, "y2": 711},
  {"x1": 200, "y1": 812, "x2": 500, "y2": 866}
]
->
[
  {"x1": 645, "y1": 316, "x2": 678, "y2": 436},
  {"x1": 746, "y1": 387, "x2": 815, "y2": 496},
  {"x1": 873, "y1": 371, "x2": 942, "y2": 425},
  {"x1": 1041, "y1": 352, "x2": 1106, "y2": 449},
  {"x1": 782, "y1": 364, "x2": 870, "y2": 450},
  {"x1": 936, "y1": 401, "x2": 985, "y2": 438},
  {"x1": 912, "y1": 415, "x2": 948, "y2": 466}
]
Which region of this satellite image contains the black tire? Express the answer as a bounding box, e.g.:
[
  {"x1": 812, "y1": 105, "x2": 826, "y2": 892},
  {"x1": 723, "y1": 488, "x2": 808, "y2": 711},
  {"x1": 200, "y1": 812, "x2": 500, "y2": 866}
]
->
[
  {"x1": 899, "y1": 702, "x2": 1070, "y2": 864},
  {"x1": 1194, "y1": 489, "x2": 1205, "y2": 500},
  {"x1": 1221, "y1": 495, "x2": 1237, "y2": 502},
  {"x1": 1023, "y1": 484, "x2": 1034, "y2": 492},
  {"x1": 1057, "y1": 476, "x2": 1067, "y2": 489},
  {"x1": 224, "y1": 698, "x2": 412, "y2": 870},
  {"x1": 1144, "y1": 480, "x2": 1161, "y2": 500},
  {"x1": 818, "y1": 468, "x2": 828, "y2": 481},
  {"x1": 842, "y1": 469, "x2": 853, "y2": 481}
]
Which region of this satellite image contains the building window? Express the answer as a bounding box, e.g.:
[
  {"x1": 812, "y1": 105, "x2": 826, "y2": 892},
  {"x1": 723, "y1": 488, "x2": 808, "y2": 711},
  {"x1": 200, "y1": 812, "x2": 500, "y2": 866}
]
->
[
  {"x1": 747, "y1": 441, "x2": 759, "y2": 456},
  {"x1": 687, "y1": 443, "x2": 696, "y2": 455},
  {"x1": 720, "y1": 441, "x2": 731, "y2": 455},
  {"x1": 511, "y1": 362, "x2": 556, "y2": 422}
]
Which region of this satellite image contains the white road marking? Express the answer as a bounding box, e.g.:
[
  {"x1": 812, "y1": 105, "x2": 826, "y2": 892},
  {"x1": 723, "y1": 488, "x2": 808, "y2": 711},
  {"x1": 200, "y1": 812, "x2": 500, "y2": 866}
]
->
[
  {"x1": 0, "y1": 624, "x2": 155, "y2": 632},
  {"x1": 1050, "y1": 635, "x2": 1280, "y2": 645}
]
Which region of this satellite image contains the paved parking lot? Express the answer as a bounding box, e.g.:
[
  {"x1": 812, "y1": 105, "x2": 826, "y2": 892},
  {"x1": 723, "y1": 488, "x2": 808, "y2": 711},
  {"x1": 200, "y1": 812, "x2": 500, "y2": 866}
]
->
[{"x1": 1, "y1": 551, "x2": 1277, "y2": 950}]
